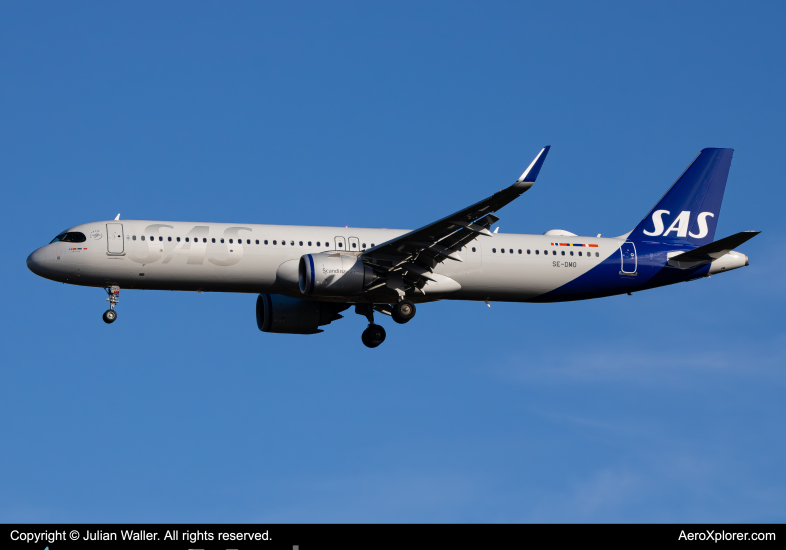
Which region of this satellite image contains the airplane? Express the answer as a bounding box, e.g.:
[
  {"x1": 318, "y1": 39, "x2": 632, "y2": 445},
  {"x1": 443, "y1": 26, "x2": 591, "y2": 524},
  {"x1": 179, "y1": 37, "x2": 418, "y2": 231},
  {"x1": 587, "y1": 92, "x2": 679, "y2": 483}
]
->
[{"x1": 26, "y1": 146, "x2": 758, "y2": 348}]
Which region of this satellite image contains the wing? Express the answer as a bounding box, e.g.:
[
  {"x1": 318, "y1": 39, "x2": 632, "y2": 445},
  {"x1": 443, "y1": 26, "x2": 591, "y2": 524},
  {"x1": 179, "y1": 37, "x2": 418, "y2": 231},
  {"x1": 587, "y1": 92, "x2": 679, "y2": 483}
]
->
[{"x1": 361, "y1": 146, "x2": 550, "y2": 297}]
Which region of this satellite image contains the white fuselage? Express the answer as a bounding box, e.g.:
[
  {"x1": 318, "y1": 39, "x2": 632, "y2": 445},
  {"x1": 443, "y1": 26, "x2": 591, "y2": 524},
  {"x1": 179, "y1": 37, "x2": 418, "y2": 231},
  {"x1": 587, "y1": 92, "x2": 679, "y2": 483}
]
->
[{"x1": 29, "y1": 220, "x2": 622, "y2": 303}]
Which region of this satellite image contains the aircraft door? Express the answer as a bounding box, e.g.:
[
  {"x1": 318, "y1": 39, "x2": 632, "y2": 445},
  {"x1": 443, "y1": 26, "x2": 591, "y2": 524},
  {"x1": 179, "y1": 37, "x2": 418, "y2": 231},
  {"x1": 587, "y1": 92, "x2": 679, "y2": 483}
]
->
[
  {"x1": 334, "y1": 236, "x2": 346, "y2": 251},
  {"x1": 106, "y1": 223, "x2": 124, "y2": 254},
  {"x1": 348, "y1": 237, "x2": 360, "y2": 252},
  {"x1": 620, "y1": 242, "x2": 637, "y2": 274}
]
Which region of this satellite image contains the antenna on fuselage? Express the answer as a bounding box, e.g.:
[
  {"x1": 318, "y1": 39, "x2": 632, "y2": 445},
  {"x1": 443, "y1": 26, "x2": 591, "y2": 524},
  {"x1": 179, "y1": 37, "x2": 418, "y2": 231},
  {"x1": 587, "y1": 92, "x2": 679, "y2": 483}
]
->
[{"x1": 115, "y1": 213, "x2": 120, "y2": 220}]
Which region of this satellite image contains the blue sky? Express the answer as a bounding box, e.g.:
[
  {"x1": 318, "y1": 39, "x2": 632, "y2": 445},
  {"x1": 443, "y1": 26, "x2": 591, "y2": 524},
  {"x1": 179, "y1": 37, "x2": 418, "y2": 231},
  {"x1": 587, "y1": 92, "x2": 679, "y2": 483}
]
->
[{"x1": 1, "y1": 1, "x2": 784, "y2": 522}]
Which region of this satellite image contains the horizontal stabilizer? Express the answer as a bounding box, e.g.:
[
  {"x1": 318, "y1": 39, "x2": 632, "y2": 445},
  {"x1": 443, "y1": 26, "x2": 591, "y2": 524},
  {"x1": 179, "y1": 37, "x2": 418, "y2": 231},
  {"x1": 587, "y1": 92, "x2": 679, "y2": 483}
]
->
[{"x1": 669, "y1": 231, "x2": 760, "y2": 262}]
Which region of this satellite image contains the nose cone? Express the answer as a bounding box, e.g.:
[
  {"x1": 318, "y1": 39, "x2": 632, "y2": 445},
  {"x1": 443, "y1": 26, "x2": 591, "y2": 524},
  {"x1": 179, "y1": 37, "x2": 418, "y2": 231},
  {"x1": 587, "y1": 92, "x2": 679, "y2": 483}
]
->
[{"x1": 26, "y1": 247, "x2": 47, "y2": 276}]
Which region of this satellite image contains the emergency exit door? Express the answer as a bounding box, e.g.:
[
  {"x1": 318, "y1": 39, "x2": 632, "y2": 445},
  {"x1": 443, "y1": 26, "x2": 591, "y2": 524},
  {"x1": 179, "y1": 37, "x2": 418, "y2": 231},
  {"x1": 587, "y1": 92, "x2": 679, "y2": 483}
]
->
[
  {"x1": 620, "y1": 242, "x2": 637, "y2": 274},
  {"x1": 106, "y1": 223, "x2": 124, "y2": 254}
]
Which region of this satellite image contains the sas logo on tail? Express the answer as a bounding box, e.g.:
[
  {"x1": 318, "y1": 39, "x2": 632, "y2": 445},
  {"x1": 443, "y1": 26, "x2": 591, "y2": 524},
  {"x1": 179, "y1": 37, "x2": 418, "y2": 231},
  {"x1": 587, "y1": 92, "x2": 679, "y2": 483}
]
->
[{"x1": 643, "y1": 210, "x2": 714, "y2": 238}]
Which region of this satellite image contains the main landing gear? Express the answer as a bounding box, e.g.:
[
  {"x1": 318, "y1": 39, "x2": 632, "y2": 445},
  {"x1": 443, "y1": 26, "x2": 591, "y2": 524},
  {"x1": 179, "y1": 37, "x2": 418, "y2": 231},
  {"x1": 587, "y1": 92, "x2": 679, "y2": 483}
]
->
[
  {"x1": 361, "y1": 324, "x2": 386, "y2": 348},
  {"x1": 356, "y1": 304, "x2": 386, "y2": 348},
  {"x1": 356, "y1": 300, "x2": 418, "y2": 347},
  {"x1": 392, "y1": 300, "x2": 416, "y2": 324},
  {"x1": 103, "y1": 286, "x2": 120, "y2": 324}
]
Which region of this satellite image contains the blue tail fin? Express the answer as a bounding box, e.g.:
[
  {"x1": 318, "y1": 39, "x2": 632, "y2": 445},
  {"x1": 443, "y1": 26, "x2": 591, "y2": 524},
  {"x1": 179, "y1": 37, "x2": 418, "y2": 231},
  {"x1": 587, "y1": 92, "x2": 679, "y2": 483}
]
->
[{"x1": 629, "y1": 148, "x2": 733, "y2": 246}]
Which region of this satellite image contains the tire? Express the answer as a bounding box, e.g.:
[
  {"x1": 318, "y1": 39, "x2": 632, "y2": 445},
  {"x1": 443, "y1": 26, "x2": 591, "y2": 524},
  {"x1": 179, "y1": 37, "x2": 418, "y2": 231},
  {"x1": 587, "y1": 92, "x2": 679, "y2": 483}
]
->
[
  {"x1": 361, "y1": 324, "x2": 386, "y2": 348},
  {"x1": 103, "y1": 310, "x2": 117, "y2": 324},
  {"x1": 392, "y1": 300, "x2": 416, "y2": 324}
]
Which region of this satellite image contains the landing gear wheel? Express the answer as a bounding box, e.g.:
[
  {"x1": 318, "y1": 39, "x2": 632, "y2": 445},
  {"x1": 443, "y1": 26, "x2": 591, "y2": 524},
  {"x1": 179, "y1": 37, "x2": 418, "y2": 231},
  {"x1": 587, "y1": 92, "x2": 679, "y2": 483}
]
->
[
  {"x1": 361, "y1": 324, "x2": 386, "y2": 348},
  {"x1": 392, "y1": 300, "x2": 416, "y2": 324},
  {"x1": 103, "y1": 286, "x2": 120, "y2": 325}
]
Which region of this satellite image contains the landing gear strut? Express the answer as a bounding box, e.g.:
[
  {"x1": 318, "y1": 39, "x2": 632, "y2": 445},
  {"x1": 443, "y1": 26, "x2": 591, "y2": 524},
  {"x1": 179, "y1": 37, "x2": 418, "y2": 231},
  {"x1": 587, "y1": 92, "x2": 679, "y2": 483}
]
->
[
  {"x1": 103, "y1": 286, "x2": 119, "y2": 324},
  {"x1": 356, "y1": 304, "x2": 386, "y2": 348},
  {"x1": 392, "y1": 300, "x2": 416, "y2": 324}
]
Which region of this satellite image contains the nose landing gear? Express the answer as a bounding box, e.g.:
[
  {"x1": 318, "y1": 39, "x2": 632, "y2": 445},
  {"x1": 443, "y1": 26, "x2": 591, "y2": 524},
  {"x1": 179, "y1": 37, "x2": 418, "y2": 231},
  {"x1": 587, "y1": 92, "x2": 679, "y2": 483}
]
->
[{"x1": 103, "y1": 286, "x2": 120, "y2": 324}]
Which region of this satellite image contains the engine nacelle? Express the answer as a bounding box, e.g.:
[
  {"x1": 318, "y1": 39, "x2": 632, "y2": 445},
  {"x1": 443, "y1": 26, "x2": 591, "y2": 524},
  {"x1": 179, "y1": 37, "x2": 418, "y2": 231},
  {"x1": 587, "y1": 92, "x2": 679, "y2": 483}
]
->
[
  {"x1": 256, "y1": 294, "x2": 349, "y2": 334},
  {"x1": 299, "y1": 253, "x2": 378, "y2": 296}
]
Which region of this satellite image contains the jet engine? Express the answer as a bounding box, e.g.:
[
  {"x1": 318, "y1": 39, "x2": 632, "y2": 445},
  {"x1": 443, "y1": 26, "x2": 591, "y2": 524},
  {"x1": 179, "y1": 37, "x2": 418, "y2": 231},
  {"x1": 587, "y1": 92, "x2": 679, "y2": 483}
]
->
[
  {"x1": 298, "y1": 253, "x2": 379, "y2": 296},
  {"x1": 256, "y1": 294, "x2": 349, "y2": 334}
]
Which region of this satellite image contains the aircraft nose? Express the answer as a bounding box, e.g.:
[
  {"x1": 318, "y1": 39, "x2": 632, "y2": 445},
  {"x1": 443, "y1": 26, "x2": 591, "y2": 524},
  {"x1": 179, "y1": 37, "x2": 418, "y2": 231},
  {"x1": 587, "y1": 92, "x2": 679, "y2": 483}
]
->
[{"x1": 26, "y1": 247, "x2": 47, "y2": 275}]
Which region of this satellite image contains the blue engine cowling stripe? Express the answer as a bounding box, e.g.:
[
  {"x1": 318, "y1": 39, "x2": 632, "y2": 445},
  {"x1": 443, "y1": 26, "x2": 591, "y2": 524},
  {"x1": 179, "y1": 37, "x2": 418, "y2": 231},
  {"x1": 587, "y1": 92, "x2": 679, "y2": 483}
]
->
[{"x1": 308, "y1": 254, "x2": 315, "y2": 295}]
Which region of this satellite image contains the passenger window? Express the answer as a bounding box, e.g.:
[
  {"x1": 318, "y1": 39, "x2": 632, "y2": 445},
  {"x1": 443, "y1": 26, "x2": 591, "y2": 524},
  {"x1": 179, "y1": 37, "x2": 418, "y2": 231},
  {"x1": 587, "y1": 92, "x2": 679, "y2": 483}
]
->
[
  {"x1": 221, "y1": 238, "x2": 225, "y2": 243},
  {"x1": 264, "y1": 240, "x2": 268, "y2": 245},
  {"x1": 535, "y1": 250, "x2": 539, "y2": 255},
  {"x1": 229, "y1": 239, "x2": 233, "y2": 244},
  {"x1": 510, "y1": 249, "x2": 513, "y2": 254},
  {"x1": 176, "y1": 237, "x2": 180, "y2": 242},
  {"x1": 168, "y1": 236, "x2": 172, "y2": 242},
  {"x1": 371, "y1": 243, "x2": 375, "y2": 247},
  {"x1": 578, "y1": 251, "x2": 582, "y2": 256},
  {"x1": 362, "y1": 243, "x2": 366, "y2": 248},
  {"x1": 290, "y1": 240, "x2": 294, "y2": 246},
  {"x1": 299, "y1": 241, "x2": 303, "y2": 246},
  {"x1": 500, "y1": 248, "x2": 504, "y2": 253},
  {"x1": 352, "y1": 242, "x2": 356, "y2": 248},
  {"x1": 212, "y1": 238, "x2": 216, "y2": 243},
  {"x1": 561, "y1": 251, "x2": 565, "y2": 256},
  {"x1": 316, "y1": 242, "x2": 320, "y2": 246},
  {"x1": 308, "y1": 241, "x2": 312, "y2": 246},
  {"x1": 552, "y1": 250, "x2": 556, "y2": 255},
  {"x1": 141, "y1": 236, "x2": 146, "y2": 241},
  {"x1": 472, "y1": 247, "x2": 476, "y2": 252},
  {"x1": 596, "y1": 252, "x2": 599, "y2": 257},
  {"x1": 527, "y1": 249, "x2": 531, "y2": 254},
  {"x1": 256, "y1": 240, "x2": 259, "y2": 245},
  {"x1": 492, "y1": 248, "x2": 496, "y2": 253},
  {"x1": 570, "y1": 251, "x2": 573, "y2": 256},
  {"x1": 246, "y1": 239, "x2": 250, "y2": 244},
  {"x1": 518, "y1": 249, "x2": 522, "y2": 254},
  {"x1": 132, "y1": 235, "x2": 137, "y2": 241},
  {"x1": 338, "y1": 242, "x2": 343, "y2": 247}
]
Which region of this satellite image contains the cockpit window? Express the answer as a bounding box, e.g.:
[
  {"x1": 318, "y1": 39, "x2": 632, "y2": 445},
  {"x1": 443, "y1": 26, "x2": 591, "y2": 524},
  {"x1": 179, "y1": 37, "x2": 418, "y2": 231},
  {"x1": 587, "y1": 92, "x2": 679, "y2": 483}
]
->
[{"x1": 50, "y1": 232, "x2": 86, "y2": 243}]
